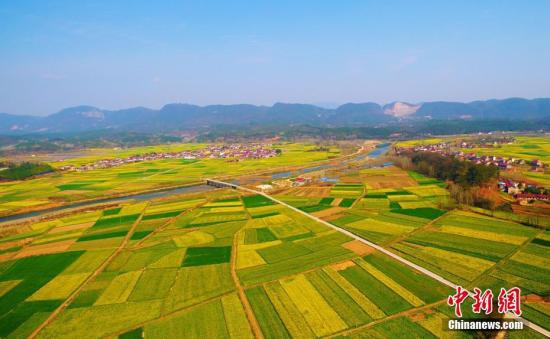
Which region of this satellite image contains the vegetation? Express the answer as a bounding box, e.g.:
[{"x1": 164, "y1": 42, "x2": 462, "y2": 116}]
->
[
  {"x1": 0, "y1": 161, "x2": 54, "y2": 181},
  {"x1": 0, "y1": 142, "x2": 342, "y2": 216},
  {"x1": 0, "y1": 136, "x2": 548, "y2": 337},
  {"x1": 397, "y1": 151, "x2": 499, "y2": 187}
]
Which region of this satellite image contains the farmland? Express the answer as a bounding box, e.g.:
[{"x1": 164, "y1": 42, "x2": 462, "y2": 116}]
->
[
  {"x1": 0, "y1": 181, "x2": 468, "y2": 338},
  {"x1": 273, "y1": 164, "x2": 550, "y2": 336},
  {"x1": 0, "y1": 142, "x2": 342, "y2": 217},
  {"x1": 396, "y1": 134, "x2": 550, "y2": 187},
  {"x1": 0, "y1": 146, "x2": 549, "y2": 337},
  {"x1": 467, "y1": 136, "x2": 550, "y2": 164}
]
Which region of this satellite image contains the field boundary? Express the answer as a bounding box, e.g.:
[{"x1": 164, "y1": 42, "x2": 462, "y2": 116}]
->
[
  {"x1": 28, "y1": 203, "x2": 150, "y2": 338},
  {"x1": 206, "y1": 179, "x2": 550, "y2": 338}
]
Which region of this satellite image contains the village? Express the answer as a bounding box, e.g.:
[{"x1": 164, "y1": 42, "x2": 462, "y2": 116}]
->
[
  {"x1": 396, "y1": 142, "x2": 544, "y2": 170},
  {"x1": 395, "y1": 142, "x2": 549, "y2": 202},
  {"x1": 59, "y1": 144, "x2": 280, "y2": 172}
]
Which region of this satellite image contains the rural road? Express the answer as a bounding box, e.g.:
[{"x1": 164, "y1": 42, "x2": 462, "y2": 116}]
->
[{"x1": 206, "y1": 179, "x2": 550, "y2": 338}]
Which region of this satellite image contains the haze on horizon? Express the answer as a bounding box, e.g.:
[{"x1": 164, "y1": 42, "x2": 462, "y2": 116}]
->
[{"x1": 1, "y1": 1, "x2": 549, "y2": 116}]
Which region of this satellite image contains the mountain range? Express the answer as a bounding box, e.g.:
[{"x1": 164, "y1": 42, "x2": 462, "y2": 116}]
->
[{"x1": 1, "y1": 97, "x2": 549, "y2": 134}]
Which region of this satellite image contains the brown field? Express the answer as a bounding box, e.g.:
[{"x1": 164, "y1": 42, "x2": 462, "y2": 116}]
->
[
  {"x1": 408, "y1": 311, "x2": 427, "y2": 321},
  {"x1": 14, "y1": 239, "x2": 76, "y2": 258},
  {"x1": 330, "y1": 260, "x2": 356, "y2": 271},
  {"x1": 0, "y1": 238, "x2": 33, "y2": 251},
  {"x1": 0, "y1": 252, "x2": 16, "y2": 262},
  {"x1": 331, "y1": 198, "x2": 343, "y2": 206},
  {"x1": 279, "y1": 186, "x2": 331, "y2": 197},
  {"x1": 312, "y1": 207, "x2": 345, "y2": 218},
  {"x1": 338, "y1": 175, "x2": 363, "y2": 183},
  {"x1": 524, "y1": 294, "x2": 546, "y2": 302},
  {"x1": 321, "y1": 213, "x2": 346, "y2": 222},
  {"x1": 238, "y1": 174, "x2": 272, "y2": 185},
  {"x1": 47, "y1": 222, "x2": 94, "y2": 234},
  {"x1": 342, "y1": 240, "x2": 375, "y2": 256},
  {"x1": 512, "y1": 203, "x2": 550, "y2": 217},
  {"x1": 361, "y1": 167, "x2": 417, "y2": 189}
]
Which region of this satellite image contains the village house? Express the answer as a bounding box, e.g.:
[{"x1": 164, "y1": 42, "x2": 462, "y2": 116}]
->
[{"x1": 59, "y1": 144, "x2": 279, "y2": 172}]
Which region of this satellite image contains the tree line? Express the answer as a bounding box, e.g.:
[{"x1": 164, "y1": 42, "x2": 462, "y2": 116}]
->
[
  {"x1": 393, "y1": 151, "x2": 500, "y2": 210},
  {"x1": 0, "y1": 162, "x2": 54, "y2": 181}
]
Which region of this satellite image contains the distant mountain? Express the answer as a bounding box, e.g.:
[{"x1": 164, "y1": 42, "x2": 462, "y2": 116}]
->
[
  {"x1": 330, "y1": 103, "x2": 386, "y2": 125},
  {"x1": 414, "y1": 98, "x2": 550, "y2": 119},
  {"x1": 383, "y1": 102, "x2": 421, "y2": 117},
  {"x1": 1, "y1": 97, "x2": 549, "y2": 134},
  {"x1": 0, "y1": 113, "x2": 40, "y2": 132}
]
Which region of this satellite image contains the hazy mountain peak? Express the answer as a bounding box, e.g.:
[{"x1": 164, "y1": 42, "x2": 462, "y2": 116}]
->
[
  {"x1": 52, "y1": 106, "x2": 105, "y2": 119},
  {"x1": 383, "y1": 102, "x2": 421, "y2": 117}
]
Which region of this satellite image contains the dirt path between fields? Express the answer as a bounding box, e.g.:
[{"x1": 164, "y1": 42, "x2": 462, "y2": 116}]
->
[
  {"x1": 206, "y1": 179, "x2": 550, "y2": 338},
  {"x1": 230, "y1": 215, "x2": 264, "y2": 338},
  {"x1": 131, "y1": 199, "x2": 210, "y2": 249},
  {"x1": 28, "y1": 203, "x2": 149, "y2": 338},
  {"x1": 468, "y1": 227, "x2": 544, "y2": 290},
  {"x1": 382, "y1": 212, "x2": 448, "y2": 248}
]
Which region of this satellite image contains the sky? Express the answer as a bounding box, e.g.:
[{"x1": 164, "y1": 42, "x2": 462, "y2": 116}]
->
[{"x1": 1, "y1": 1, "x2": 549, "y2": 116}]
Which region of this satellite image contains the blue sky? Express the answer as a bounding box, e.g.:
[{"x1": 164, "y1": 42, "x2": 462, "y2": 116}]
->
[{"x1": 1, "y1": 1, "x2": 549, "y2": 116}]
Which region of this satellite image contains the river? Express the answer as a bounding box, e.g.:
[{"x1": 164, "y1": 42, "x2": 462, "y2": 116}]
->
[{"x1": 0, "y1": 142, "x2": 391, "y2": 224}]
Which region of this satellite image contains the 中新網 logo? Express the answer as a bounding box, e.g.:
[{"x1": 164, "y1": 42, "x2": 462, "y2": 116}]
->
[{"x1": 447, "y1": 286, "x2": 522, "y2": 317}]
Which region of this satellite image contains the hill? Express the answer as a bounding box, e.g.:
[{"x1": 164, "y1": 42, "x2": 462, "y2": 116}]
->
[{"x1": 1, "y1": 98, "x2": 549, "y2": 134}]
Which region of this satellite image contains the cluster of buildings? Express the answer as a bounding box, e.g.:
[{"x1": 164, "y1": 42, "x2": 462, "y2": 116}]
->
[
  {"x1": 396, "y1": 142, "x2": 549, "y2": 202},
  {"x1": 498, "y1": 179, "x2": 549, "y2": 202},
  {"x1": 59, "y1": 144, "x2": 280, "y2": 172},
  {"x1": 395, "y1": 143, "x2": 546, "y2": 171}
]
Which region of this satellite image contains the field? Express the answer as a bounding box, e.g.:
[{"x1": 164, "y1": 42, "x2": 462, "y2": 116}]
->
[
  {"x1": 468, "y1": 136, "x2": 550, "y2": 163},
  {"x1": 0, "y1": 142, "x2": 341, "y2": 216},
  {"x1": 0, "y1": 151, "x2": 549, "y2": 337},
  {"x1": 274, "y1": 164, "x2": 550, "y2": 336},
  {"x1": 0, "y1": 182, "x2": 467, "y2": 338},
  {"x1": 469, "y1": 136, "x2": 550, "y2": 187},
  {"x1": 276, "y1": 167, "x2": 449, "y2": 246},
  {"x1": 397, "y1": 135, "x2": 550, "y2": 187}
]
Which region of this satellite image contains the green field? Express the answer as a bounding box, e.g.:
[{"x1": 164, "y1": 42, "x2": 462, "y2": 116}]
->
[
  {"x1": 0, "y1": 152, "x2": 548, "y2": 337},
  {"x1": 273, "y1": 164, "x2": 550, "y2": 335},
  {"x1": 0, "y1": 142, "x2": 341, "y2": 216},
  {"x1": 0, "y1": 184, "x2": 465, "y2": 337}
]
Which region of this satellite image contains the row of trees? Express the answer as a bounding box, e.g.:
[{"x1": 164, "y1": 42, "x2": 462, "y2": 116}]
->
[
  {"x1": 397, "y1": 151, "x2": 499, "y2": 187},
  {"x1": 0, "y1": 162, "x2": 54, "y2": 181},
  {"x1": 394, "y1": 152, "x2": 500, "y2": 209}
]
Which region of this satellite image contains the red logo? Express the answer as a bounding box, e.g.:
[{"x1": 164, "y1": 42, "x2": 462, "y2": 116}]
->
[
  {"x1": 498, "y1": 287, "x2": 522, "y2": 316},
  {"x1": 472, "y1": 288, "x2": 493, "y2": 315},
  {"x1": 448, "y1": 286, "x2": 522, "y2": 317},
  {"x1": 447, "y1": 286, "x2": 469, "y2": 317}
]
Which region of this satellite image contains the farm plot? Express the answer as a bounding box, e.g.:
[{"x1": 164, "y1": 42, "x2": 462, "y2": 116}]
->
[
  {"x1": 389, "y1": 210, "x2": 537, "y2": 285},
  {"x1": 408, "y1": 171, "x2": 446, "y2": 186},
  {"x1": 24, "y1": 196, "x2": 242, "y2": 337},
  {"x1": 327, "y1": 206, "x2": 432, "y2": 245},
  {"x1": 246, "y1": 251, "x2": 451, "y2": 337},
  {"x1": 3, "y1": 173, "x2": 546, "y2": 337},
  {"x1": 276, "y1": 186, "x2": 332, "y2": 198},
  {"x1": 478, "y1": 231, "x2": 550, "y2": 297},
  {"x1": 360, "y1": 166, "x2": 418, "y2": 189},
  {"x1": 276, "y1": 195, "x2": 353, "y2": 214},
  {"x1": 0, "y1": 142, "x2": 342, "y2": 217},
  {"x1": 330, "y1": 184, "x2": 364, "y2": 198}
]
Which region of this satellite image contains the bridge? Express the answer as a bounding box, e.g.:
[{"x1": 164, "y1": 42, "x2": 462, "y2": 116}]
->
[{"x1": 206, "y1": 179, "x2": 237, "y2": 189}]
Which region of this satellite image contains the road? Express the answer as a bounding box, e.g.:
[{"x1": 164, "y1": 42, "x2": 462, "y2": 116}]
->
[{"x1": 206, "y1": 179, "x2": 550, "y2": 338}]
